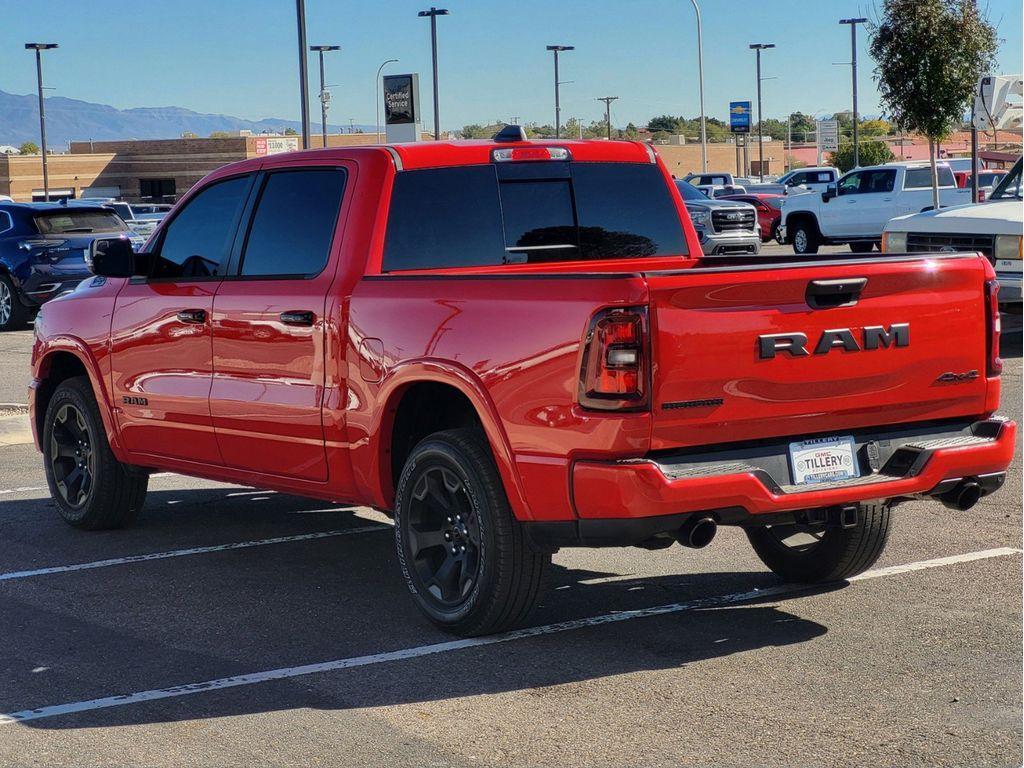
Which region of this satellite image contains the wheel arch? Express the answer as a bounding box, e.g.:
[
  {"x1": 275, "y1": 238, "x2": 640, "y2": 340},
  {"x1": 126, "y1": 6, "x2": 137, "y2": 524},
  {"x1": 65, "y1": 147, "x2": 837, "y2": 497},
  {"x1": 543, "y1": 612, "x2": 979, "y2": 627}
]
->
[{"x1": 372, "y1": 361, "x2": 533, "y2": 522}]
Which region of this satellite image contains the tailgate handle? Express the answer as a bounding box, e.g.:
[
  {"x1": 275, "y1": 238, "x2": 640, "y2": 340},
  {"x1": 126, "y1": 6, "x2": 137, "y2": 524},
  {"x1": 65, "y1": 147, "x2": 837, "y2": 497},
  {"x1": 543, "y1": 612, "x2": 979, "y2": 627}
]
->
[{"x1": 806, "y1": 278, "x2": 867, "y2": 309}]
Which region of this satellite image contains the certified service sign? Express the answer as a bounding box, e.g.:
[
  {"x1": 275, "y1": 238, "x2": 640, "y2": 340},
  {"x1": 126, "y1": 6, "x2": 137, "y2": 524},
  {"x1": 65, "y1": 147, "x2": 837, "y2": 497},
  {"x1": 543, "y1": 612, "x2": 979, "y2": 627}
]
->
[{"x1": 384, "y1": 74, "x2": 420, "y2": 125}]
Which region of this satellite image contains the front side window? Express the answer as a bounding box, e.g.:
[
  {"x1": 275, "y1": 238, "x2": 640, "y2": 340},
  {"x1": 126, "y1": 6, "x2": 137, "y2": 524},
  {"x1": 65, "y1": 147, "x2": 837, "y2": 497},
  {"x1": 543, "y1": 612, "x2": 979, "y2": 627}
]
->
[
  {"x1": 152, "y1": 175, "x2": 251, "y2": 280},
  {"x1": 239, "y1": 169, "x2": 346, "y2": 277},
  {"x1": 838, "y1": 172, "x2": 863, "y2": 195}
]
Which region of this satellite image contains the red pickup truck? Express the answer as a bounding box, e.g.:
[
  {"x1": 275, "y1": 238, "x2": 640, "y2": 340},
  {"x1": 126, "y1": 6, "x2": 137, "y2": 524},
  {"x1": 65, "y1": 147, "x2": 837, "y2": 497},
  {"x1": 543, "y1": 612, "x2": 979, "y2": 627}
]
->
[{"x1": 30, "y1": 133, "x2": 1015, "y2": 636}]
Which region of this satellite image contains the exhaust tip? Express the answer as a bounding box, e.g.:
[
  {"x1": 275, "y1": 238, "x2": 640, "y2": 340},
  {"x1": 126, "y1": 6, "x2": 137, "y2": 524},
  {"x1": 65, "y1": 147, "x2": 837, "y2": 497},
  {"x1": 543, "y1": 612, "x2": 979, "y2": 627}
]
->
[
  {"x1": 941, "y1": 480, "x2": 983, "y2": 511},
  {"x1": 677, "y1": 515, "x2": 717, "y2": 549}
]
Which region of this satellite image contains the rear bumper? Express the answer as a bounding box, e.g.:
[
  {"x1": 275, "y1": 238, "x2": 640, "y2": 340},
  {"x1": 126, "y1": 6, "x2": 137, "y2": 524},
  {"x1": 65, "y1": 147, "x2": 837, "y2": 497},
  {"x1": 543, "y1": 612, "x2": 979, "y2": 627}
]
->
[{"x1": 538, "y1": 418, "x2": 1015, "y2": 546}]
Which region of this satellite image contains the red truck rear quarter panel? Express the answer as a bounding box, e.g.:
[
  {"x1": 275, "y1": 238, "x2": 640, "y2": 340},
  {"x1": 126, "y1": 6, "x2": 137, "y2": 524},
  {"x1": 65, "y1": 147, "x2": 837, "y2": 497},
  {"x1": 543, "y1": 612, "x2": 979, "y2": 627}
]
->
[{"x1": 346, "y1": 275, "x2": 653, "y2": 521}]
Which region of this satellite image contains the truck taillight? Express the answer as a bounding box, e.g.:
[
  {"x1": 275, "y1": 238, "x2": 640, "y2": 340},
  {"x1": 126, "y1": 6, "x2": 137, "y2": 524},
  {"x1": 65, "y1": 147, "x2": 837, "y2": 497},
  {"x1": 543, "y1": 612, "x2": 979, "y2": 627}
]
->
[
  {"x1": 579, "y1": 307, "x2": 649, "y2": 411},
  {"x1": 986, "y1": 279, "x2": 1002, "y2": 376}
]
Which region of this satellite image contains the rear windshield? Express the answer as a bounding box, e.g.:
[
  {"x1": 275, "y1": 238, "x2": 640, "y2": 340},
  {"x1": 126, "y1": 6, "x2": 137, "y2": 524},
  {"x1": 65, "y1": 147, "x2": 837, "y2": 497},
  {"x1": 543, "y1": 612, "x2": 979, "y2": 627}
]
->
[
  {"x1": 383, "y1": 162, "x2": 686, "y2": 270},
  {"x1": 34, "y1": 210, "x2": 127, "y2": 235}
]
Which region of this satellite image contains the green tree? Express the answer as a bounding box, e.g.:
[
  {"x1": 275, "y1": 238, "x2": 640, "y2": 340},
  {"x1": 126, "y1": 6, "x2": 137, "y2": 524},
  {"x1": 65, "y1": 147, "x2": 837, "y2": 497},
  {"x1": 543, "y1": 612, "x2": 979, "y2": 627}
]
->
[
  {"x1": 647, "y1": 114, "x2": 685, "y2": 133},
  {"x1": 208, "y1": 131, "x2": 233, "y2": 139},
  {"x1": 283, "y1": 127, "x2": 299, "y2": 136},
  {"x1": 859, "y1": 119, "x2": 893, "y2": 136},
  {"x1": 18, "y1": 141, "x2": 39, "y2": 155},
  {"x1": 870, "y1": 0, "x2": 998, "y2": 207},
  {"x1": 828, "y1": 140, "x2": 895, "y2": 172},
  {"x1": 180, "y1": 131, "x2": 198, "y2": 139}
]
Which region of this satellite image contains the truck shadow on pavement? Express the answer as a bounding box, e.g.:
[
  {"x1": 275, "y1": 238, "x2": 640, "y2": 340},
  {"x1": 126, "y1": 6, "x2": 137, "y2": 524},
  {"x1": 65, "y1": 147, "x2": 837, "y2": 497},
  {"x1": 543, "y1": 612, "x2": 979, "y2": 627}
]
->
[{"x1": 0, "y1": 488, "x2": 834, "y2": 731}]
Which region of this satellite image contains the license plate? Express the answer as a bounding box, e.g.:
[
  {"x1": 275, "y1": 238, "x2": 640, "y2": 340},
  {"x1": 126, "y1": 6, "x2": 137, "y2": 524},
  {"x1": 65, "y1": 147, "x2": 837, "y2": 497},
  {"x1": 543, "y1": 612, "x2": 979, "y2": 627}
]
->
[{"x1": 789, "y1": 436, "x2": 860, "y2": 485}]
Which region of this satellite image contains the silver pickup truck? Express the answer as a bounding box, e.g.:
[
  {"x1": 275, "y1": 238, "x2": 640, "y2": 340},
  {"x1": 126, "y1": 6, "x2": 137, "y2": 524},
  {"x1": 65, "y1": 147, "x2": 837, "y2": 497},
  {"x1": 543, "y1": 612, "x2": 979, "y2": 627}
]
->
[{"x1": 675, "y1": 179, "x2": 760, "y2": 255}]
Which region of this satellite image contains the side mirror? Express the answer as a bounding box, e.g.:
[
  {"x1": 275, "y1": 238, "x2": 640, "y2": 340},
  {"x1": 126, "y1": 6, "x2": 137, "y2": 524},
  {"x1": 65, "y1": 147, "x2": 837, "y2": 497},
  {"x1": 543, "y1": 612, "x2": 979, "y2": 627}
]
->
[
  {"x1": 822, "y1": 184, "x2": 837, "y2": 203},
  {"x1": 87, "y1": 237, "x2": 138, "y2": 278}
]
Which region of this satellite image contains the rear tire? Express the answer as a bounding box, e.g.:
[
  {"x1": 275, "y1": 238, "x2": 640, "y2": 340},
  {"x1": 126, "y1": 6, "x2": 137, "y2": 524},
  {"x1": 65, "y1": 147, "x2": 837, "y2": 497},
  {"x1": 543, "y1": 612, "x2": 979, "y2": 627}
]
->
[
  {"x1": 43, "y1": 376, "x2": 148, "y2": 530},
  {"x1": 745, "y1": 503, "x2": 891, "y2": 583},
  {"x1": 394, "y1": 428, "x2": 549, "y2": 636},
  {"x1": 790, "y1": 220, "x2": 820, "y2": 255},
  {"x1": 0, "y1": 274, "x2": 30, "y2": 332}
]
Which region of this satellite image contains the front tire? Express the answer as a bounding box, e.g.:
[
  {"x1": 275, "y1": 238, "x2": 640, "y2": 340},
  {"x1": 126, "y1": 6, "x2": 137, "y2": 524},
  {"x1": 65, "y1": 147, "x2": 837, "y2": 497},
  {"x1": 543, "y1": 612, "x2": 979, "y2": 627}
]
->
[
  {"x1": 745, "y1": 503, "x2": 891, "y2": 583},
  {"x1": 0, "y1": 274, "x2": 30, "y2": 332},
  {"x1": 394, "y1": 428, "x2": 549, "y2": 636},
  {"x1": 790, "y1": 220, "x2": 820, "y2": 255},
  {"x1": 43, "y1": 376, "x2": 148, "y2": 530}
]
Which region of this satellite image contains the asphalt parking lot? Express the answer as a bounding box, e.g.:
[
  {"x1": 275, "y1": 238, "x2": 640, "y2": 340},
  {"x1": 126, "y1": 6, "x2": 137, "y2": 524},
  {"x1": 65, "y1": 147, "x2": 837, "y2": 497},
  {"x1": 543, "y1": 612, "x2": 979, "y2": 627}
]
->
[{"x1": 0, "y1": 303, "x2": 1020, "y2": 767}]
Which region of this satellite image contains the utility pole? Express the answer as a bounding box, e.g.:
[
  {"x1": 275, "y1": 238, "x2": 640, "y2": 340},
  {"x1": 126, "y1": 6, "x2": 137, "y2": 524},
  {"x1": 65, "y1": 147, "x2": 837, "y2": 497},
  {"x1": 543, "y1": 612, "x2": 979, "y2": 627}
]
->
[
  {"x1": 687, "y1": 0, "x2": 707, "y2": 171},
  {"x1": 295, "y1": 0, "x2": 311, "y2": 149},
  {"x1": 25, "y1": 43, "x2": 58, "y2": 201},
  {"x1": 840, "y1": 18, "x2": 867, "y2": 169},
  {"x1": 418, "y1": 7, "x2": 449, "y2": 140},
  {"x1": 786, "y1": 113, "x2": 792, "y2": 172},
  {"x1": 546, "y1": 45, "x2": 574, "y2": 138},
  {"x1": 596, "y1": 96, "x2": 618, "y2": 139},
  {"x1": 310, "y1": 45, "x2": 340, "y2": 148},
  {"x1": 749, "y1": 43, "x2": 775, "y2": 181}
]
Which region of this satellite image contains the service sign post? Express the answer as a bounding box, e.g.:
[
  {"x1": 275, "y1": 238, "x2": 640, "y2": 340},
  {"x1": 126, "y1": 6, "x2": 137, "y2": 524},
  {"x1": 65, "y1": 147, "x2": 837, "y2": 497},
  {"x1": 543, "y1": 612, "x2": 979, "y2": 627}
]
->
[
  {"x1": 729, "y1": 101, "x2": 752, "y2": 134},
  {"x1": 384, "y1": 73, "x2": 423, "y2": 143},
  {"x1": 816, "y1": 119, "x2": 839, "y2": 165}
]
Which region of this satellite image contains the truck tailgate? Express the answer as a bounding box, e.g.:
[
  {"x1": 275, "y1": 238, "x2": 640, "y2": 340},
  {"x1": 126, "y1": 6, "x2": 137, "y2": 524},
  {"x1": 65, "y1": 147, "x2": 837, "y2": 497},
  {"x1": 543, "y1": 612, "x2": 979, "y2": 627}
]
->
[{"x1": 646, "y1": 253, "x2": 992, "y2": 451}]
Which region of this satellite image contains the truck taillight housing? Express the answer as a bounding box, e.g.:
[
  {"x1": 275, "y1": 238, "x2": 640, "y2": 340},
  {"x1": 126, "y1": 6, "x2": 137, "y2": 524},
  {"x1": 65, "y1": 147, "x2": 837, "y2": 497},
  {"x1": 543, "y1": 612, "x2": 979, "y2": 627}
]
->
[
  {"x1": 986, "y1": 279, "x2": 1002, "y2": 376},
  {"x1": 579, "y1": 307, "x2": 650, "y2": 411}
]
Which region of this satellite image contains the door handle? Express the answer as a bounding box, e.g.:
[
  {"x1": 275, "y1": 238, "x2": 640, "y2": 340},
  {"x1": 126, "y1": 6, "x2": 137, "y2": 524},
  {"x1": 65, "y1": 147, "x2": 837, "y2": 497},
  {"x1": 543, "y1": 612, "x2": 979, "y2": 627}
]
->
[
  {"x1": 176, "y1": 309, "x2": 207, "y2": 324},
  {"x1": 280, "y1": 310, "x2": 316, "y2": 326}
]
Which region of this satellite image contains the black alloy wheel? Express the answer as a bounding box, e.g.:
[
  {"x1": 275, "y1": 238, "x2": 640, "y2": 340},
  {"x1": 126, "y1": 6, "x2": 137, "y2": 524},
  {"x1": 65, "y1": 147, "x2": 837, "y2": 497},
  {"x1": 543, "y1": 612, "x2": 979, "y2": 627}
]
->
[{"x1": 49, "y1": 402, "x2": 94, "y2": 508}]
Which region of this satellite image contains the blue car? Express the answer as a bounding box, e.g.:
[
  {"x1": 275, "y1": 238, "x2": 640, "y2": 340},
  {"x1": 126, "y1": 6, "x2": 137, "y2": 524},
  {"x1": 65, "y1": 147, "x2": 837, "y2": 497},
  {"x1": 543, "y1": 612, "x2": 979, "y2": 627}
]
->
[{"x1": 0, "y1": 202, "x2": 145, "y2": 331}]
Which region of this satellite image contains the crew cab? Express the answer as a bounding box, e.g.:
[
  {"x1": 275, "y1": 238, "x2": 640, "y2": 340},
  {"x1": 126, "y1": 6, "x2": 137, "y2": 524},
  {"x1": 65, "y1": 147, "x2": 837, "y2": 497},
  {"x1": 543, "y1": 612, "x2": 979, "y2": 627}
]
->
[
  {"x1": 779, "y1": 162, "x2": 973, "y2": 254},
  {"x1": 883, "y1": 158, "x2": 1022, "y2": 308},
  {"x1": 29, "y1": 134, "x2": 1015, "y2": 637}
]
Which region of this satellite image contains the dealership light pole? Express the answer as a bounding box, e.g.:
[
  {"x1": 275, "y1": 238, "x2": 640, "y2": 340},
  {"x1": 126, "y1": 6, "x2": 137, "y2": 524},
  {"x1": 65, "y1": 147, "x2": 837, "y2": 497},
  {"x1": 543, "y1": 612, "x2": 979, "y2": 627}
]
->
[
  {"x1": 418, "y1": 7, "x2": 449, "y2": 140},
  {"x1": 546, "y1": 45, "x2": 574, "y2": 138},
  {"x1": 687, "y1": 0, "x2": 707, "y2": 171},
  {"x1": 310, "y1": 45, "x2": 340, "y2": 148},
  {"x1": 839, "y1": 18, "x2": 868, "y2": 170},
  {"x1": 749, "y1": 42, "x2": 775, "y2": 181},
  {"x1": 295, "y1": 0, "x2": 311, "y2": 149},
  {"x1": 25, "y1": 43, "x2": 58, "y2": 202},
  {"x1": 596, "y1": 96, "x2": 618, "y2": 139},
  {"x1": 376, "y1": 58, "x2": 399, "y2": 142}
]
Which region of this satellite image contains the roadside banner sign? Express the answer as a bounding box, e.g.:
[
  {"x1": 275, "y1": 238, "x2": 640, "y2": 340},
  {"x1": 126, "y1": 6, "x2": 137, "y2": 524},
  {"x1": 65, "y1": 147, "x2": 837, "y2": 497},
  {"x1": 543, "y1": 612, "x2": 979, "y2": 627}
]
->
[
  {"x1": 817, "y1": 119, "x2": 840, "y2": 153},
  {"x1": 730, "y1": 101, "x2": 752, "y2": 133}
]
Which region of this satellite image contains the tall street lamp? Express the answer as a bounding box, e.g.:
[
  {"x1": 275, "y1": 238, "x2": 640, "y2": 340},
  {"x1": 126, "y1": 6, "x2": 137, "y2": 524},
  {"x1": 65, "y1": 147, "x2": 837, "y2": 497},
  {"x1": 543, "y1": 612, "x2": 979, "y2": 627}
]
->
[
  {"x1": 418, "y1": 7, "x2": 449, "y2": 140},
  {"x1": 546, "y1": 45, "x2": 574, "y2": 138},
  {"x1": 309, "y1": 45, "x2": 340, "y2": 148},
  {"x1": 749, "y1": 42, "x2": 775, "y2": 181},
  {"x1": 687, "y1": 0, "x2": 707, "y2": 171},
  {"x1": 295, "y1": 0, "x2": 311, "y2": 149},
  {"x1": 24, "y1": 43, "x2": 58, "y2": 202},
  {"x1": 596, "y1": 96, "x2": 619, "y2": 139},
  {"x1": 376, "y1": 58, "x2": 399, "y2": 142},
  {"x1": 839, "y1": 18, "x2": 868, "y2": 169}
]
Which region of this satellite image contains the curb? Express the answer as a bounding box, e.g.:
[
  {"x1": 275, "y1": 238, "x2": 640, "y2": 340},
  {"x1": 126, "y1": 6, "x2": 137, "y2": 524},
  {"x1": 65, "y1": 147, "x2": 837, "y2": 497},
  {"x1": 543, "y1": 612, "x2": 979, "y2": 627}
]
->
[{"x1": 0, "y1": 414, "x2": 32, "y2": 448}]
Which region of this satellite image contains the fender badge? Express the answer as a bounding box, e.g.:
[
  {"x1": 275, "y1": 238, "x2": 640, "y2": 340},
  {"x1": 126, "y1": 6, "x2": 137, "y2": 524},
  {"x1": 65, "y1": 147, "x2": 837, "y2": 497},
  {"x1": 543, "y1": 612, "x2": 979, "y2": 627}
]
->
[
  {"x1": 935, "y1": 370, "x2": 979, "y2": 383},
  {"x1": 122, "y1": 396, "x2": 149, "y2": 406}
]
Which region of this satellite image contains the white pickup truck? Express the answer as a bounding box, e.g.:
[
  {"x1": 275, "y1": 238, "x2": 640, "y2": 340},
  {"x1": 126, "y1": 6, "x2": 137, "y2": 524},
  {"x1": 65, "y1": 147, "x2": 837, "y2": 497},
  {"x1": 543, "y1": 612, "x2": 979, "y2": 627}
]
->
[
  {"x1": 882, "y1": 158, "x2": 1022, "y2": 308},
  {"x1": 778, "y1": 161, "x2": 973, "y2": 254}
]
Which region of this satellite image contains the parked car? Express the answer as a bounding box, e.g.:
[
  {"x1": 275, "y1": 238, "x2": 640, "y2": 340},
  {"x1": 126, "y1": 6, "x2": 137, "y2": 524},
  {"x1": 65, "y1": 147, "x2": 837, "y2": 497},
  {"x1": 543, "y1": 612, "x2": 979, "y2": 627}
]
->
[
  {"x1": 29, "y1": 137, "x2": 1014, "y2": 638},
  {"x1": 683, "y1": 171, "x2": 735, "y2": 187},
  {"x1": 953, "y1": 169, "x2": 1007, "y2": 199},
  {"x1": 778, "y1": 161, "x2": 972, "y2": 254},
  {"x1": 883, "y1": 158, "x2": 1022, "y2": 309},
  {"x1": 719, "y1": 193, "x2": 783, "y2": 242},
  {"x1": 676, "y1": 179, "x2": 760, "y2": 255},
  {"x1": 0, "y1": 201, "x2": 144, "y2": 331},
  {"x1": 105, "y1": 202, "x2": 163, "y2": 239}
]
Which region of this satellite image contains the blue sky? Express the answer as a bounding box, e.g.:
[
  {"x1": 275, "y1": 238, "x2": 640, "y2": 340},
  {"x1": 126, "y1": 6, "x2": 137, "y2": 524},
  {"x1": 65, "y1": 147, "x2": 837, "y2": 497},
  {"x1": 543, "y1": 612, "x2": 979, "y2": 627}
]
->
[{"x1": 1, "y1": 0, "x2": 1021, "y2": 130}]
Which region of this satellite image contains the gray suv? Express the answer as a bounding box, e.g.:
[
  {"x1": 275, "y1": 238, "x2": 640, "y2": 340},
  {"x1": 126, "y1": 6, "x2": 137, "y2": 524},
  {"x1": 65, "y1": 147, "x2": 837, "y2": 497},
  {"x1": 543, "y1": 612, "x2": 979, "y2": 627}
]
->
[{"x1": 675, "y1": 180, "x2": 760, "y2": 255}]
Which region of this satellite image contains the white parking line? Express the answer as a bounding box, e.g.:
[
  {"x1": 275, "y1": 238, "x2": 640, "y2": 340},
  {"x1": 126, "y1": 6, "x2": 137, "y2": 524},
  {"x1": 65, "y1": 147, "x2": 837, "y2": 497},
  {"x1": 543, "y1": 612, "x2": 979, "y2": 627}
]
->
[
  {"x1": 0, "y1": 473, "x2": 233, "y2": 498},
  {"x1": 0, "y1": 525, "x2": 389, "y2": 582},
  {"x1": 1, "y1": 546, "x2": 1018, "y2": 725}
]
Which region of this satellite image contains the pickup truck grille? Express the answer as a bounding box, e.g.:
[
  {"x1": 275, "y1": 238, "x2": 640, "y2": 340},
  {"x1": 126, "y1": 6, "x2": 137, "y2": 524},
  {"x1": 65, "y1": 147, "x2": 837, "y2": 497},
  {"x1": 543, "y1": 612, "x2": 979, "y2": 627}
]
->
[
  {"x1": 906, "y1": 232, "x2": 996, "y2": 260},
  {"x1": 711, "y1": 209, "x2": 756, "y2": 233}
]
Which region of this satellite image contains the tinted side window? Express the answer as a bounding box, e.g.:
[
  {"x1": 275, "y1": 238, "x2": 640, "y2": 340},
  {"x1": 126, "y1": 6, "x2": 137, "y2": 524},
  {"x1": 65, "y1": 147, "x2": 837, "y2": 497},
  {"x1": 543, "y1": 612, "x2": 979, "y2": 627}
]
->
[
  {"x1": 383, "y1": 166, "x2": 506, "y2": 271},
  {"x1": 838, "y1": 172, "x2": 863, "y2": 195},
  {"x1": 239, "y1": 169, "x2": 346, "y2": 277},
  {"x1": 788, "y1": 172, "x2": 808, "y2": 185},
  {"x1": 904, "y1": 166, "x2": 955, "y2": 189},
  {"x1": 153, "y1": 175, "x2": 251, "y2": 279}
]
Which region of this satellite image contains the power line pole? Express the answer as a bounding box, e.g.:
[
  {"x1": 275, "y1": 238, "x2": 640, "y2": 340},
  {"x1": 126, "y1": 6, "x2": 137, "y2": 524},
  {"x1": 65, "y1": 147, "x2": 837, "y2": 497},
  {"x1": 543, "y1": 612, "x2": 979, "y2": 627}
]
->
[
  {"x1": 749, "y1": 42, "x2": 775, "y2": 181},
  {"x1": 596, "y1": 96, "x2": 618, "y2": 139},
  {"x1": 840, "y1": 18, "x2": 867, "y2": 169},
  {"x1": 546, "y1": 45, "x2": 574, "y2": 138},
  {"x1": 25, "y1": 43, "x2": 57, "y2": 201},
  {"x1": 295, "y1": 0, "x2": 310, "y2": 149},
  {"x1": 418, "y1": 7, "x2": 449, "y2": 140},
  {"x1": 310, "y1": 45, "x2": 340, "y2": 148}
]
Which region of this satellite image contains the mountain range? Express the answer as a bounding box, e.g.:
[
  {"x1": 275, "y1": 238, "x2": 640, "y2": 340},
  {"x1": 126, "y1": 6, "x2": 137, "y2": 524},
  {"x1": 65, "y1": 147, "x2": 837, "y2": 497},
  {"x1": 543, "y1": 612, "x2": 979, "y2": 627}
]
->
[{"x1": 0, "y1": 89, "x2": 373, "y2": 147}]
